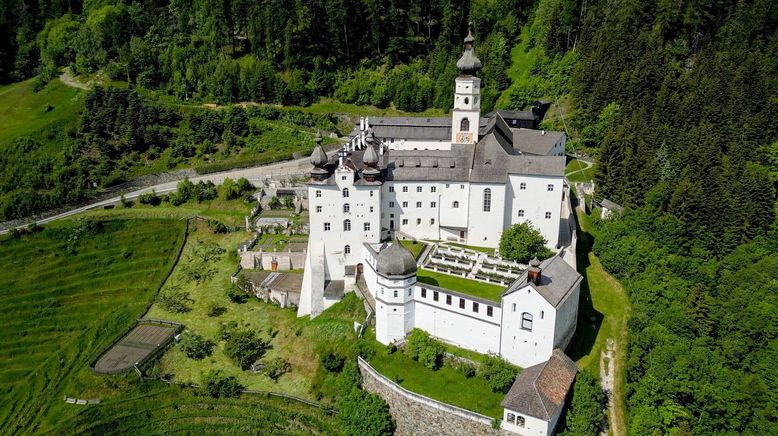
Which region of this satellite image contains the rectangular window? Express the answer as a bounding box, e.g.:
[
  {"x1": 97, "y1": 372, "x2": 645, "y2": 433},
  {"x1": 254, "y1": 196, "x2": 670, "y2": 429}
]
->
[
  {"x1": 389, "y1": 186, "x2": 395, "y2": 192},
  {"x1": 408, "y1": 288, "x2": 412, "y2": 296},
  {"x1": 416, "y1": 186, "x2": 422, "y2": 192},
  {"x1": 487, "y1": 306, "x2": 493, "y2": 317},
  {"x1": 541, "y1": 310, "x2": 544, "y2": 319},
  {"x1": 545, "y1": 212, "x2": 552, "y2": 219},
  {"x1": 364, "y1": 222, "x2": 371, "y2": 231},
  {"x1": 430, "y1": 218, "x2": 435, "y2": 225},
  {"x1": 446, "y1": 295, "x2": 452, "y2": 305},
  {"x1": 402, "y1": 186, "x2": 408, "y2": 192},
  {"x1": 512, "y1": 303, "x2": 516, "y2": 312},
  {"x1": 393, "y1": 290, "x2": 398, "y2": 298},
  {"x1": 460, "y1": 184, "x2": 465, "y2": 189},
  {"x1": 430, "y1": 202, "x2": 436, "y2": 208},
  {"x1": 547, "y1": 184, "x2": 554, "y2": 191},
  {"x1": 416, "y1": 218, "x2": 421, "y2": 225},
  {"x1": 421, "y1": 288, "x2": 427, "y2": 298},
  {"x1": 483, "y1": 188, "x2": 492, "y2": 212},
  {"x1": 433, "y1": 291, "x2": 439, "y2": 301},
  {"x1": 459, "y1": 298, "x2": 465, "y2": 309},
  {"x1": 341, "y1": 176, "x2": 347, "y2": 180},
  {"x1": 416, "y1": 201, "x2": 422, "y2": 208},
  {"x1": 389, "y1": 201, "x2": 394, "y2": 208},
  {"x1": 519, "y1": 182, "x2": 526, "y2": 190},
  {"x1": 431, "y1": 186, "x2": 437, "y2": 193},
  {"x1": 402, "y1": 219, "x2": 408, "y2": 225},
  {"x1": 517, "y1": 209, "x2": 524, "y2": 217},
  {"x1": 369, "y1": 206, "x2": 374, "y2": 212},
  {"x1": 472, "y1": 302, "x2": 479, "y2": 313},
  {"x1": 370, "y1": 191, "x2": 374, "y2": 197},
  {"x1": 402, "y1": 201, "x2": 408, "y2": 207},
  {"x1": 324, "y1": 223, "x2": 331, "y2": 231},
  {"x1": 316, "y1": 205, "x2": 322, "y2": 213},
  {"x1": 446, "y1": 184, "x2": 450, "y2": 188},
  {"x1": 316, "y1": 190, "x2": 322, "y2": 197}
]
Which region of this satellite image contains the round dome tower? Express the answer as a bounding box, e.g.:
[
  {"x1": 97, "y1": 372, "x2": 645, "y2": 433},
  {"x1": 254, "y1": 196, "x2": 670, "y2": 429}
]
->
[{"x1": 376, "y1": 235, "x2": 417, "y2": 277}]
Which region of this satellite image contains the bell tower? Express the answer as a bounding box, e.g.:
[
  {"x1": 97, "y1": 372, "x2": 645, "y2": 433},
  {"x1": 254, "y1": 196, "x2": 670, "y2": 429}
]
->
[{"x1": 451, "y1": 31, "x2": 482, "y2": 146}]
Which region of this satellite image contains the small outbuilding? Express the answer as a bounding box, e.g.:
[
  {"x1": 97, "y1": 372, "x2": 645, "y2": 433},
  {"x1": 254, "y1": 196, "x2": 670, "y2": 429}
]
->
[
  {"x1": 600, "y1": 199, "x2": 624, "y2": 219},
  {"x1": 501, "y1": 349, "x2": 578, "y2": 435}
]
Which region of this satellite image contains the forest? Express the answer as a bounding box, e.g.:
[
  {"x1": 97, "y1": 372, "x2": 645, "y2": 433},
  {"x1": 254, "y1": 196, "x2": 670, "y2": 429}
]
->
[{"x1": 0, "y1": 0, "x2": 776, "y2": 434}]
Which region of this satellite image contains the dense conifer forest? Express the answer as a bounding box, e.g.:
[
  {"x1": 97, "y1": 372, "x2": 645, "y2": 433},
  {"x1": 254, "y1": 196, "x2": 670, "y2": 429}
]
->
[{"x1": 0, "y1": 0, "x2": 776, "y2": 434}]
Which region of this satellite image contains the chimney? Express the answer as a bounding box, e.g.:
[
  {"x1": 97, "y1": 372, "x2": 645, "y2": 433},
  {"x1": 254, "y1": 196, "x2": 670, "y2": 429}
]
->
[{"x1": 527, "y1": 257, "x2": 542, "y2": 285}]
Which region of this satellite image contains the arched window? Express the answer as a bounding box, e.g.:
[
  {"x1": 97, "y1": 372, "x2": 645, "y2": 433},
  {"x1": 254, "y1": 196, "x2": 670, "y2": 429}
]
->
[
  {"x1": 483, "y1": 188, "x2": 491, "y2": 212},
  {"x1": 521, "y1": 312, "x2": 533, "y2": 331},
  {"x1": 516, "y1": 416, "x2": 525, "y2": 427},
  {"x1": 344, "y1": 245, "x2": 351, "y2": 255},
  {"x1": 464, "y1": 97, "x2": 469, "y2": 105},
  {"x1": 343, "y1": 219, "x2": 351, "y2": 231},
  {"x1": 342, "y1": 188, "x2": 349, "y2": 198},
  {"x1": 343, "y1": 203, "x2": 350, "y2": 213},
  {"x1": 460, "y1": 117, "x2": 470, "y2": 131},
  {"x1": 452, "y1": 201, "x2": 460, "y2": 209}
]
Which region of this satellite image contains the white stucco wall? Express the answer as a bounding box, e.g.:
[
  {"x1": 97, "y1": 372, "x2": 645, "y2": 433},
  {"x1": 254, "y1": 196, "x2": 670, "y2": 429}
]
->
[
  {"x1": 553, "y1": 281, "x2": 580, "y2": 350},
  {"x1": 387, "y1": 138, "x2": 451, "y2": 151},
  {"x1": 499, "y1": 284, "x2": 557, "y2": 368},
  {"x1": 381, "y1": 181, "x2": 445, "y2": 240},
  {"x1": 502, "y1": 409, "x2": 556, "y2": 436},
  {"x1": 506, "y1": 174, "x2": 564, "y2": 249},
  {"x1": 412, "y1": 285, "x2": 501, "y2": 354},
  {"x1": 466, "y1": 183, "x2": 506, "y2": 248}
]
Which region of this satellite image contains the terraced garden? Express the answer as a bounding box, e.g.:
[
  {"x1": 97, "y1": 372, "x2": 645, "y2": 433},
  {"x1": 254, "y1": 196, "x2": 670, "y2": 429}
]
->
[{"x1": 0, "y1": 218, "x2": 185, "y2": 432}]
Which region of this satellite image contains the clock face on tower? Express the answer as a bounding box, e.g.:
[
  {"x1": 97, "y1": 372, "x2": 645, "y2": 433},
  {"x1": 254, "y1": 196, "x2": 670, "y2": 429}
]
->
[{"x1": 456, "y1": 132, "x2": 474, "y2": 143}]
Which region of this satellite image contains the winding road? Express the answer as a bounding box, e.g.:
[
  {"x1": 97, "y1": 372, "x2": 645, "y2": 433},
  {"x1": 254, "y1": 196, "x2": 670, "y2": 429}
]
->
[{"x1": 0, "y1": 156, "x2": 314, "y2": 235}]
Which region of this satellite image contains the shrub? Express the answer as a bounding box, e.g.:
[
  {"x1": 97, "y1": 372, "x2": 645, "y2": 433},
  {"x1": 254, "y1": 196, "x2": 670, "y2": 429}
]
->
[
  {"x1": 138, "y1": 190, "x2": 161, "y2": 206},
  {"x1": 208, "y1": 305, "x2": 227, "y2": 317},
  {"x1": 120, "y1": 193, "x2": 133, "y2": 208},
  {"x1": 479, "y1": 354, "x2": 517, "y2": 394},
  {"x1": 337, "y1": 388, "x2": 395, "y2": 436},
  {"x1": 263, "y1": 357, "x2": 291, "y2": 381},
  {"x1": 224, "y1": 329, "x2": 271, "y2": 369},
  {"x1": 405, "y1": 329, "x2": 444, "y2": 370},
  {"x1": 226, "y1": 285, "x2": 249, "y2": 304},
  {"x1": 321, "y1": 351, "x2": 345, "y2": 373},
  {"x1": 158, "y1": 286, "x2": 193, "y2": 313},
  {"x1": 268, "y1": 196, "x2": 281, "y2": 209},
  {"x1": 201, "y1": 370, "x2": 243, "y2": 398},
  {"x1": 179, "y1": 332, "x2": 214, "y2": 359}
]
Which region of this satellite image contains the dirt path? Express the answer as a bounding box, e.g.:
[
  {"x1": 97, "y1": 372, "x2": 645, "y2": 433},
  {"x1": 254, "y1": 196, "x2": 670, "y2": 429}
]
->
[
  {"x1": 600, "y1": 338, "x2": 618, "y2": 436},
  {"x1": 59, "y1": 67, "x2": 92, "y2": 90}
]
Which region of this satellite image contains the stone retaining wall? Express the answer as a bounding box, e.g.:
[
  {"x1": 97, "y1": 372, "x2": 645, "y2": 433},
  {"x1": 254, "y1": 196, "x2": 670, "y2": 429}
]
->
[{"x1": 357, "y1": 357, "x2": 513, "y2": 436}]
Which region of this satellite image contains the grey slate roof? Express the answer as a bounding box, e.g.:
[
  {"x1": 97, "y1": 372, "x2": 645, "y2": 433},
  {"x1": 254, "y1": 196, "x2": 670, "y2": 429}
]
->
[
  {"x1": 484, "y1": 109, "x2": 538, "y2": 121},
  {"x1": 376, "y1": 238, "x2": 418, "y2": 277},
  {"x1": 353, "y1": 117, "x2": 490, "y2": 142},
  {"x1": 503, "y1": 255, "x2": 582, "y2": 307},
  {"x1": 501, "y1": 349, "x2": 577, "y2": 420},
  {"x1": 511, "y1": 129, "x2": 565, "y2": 156},
  {"x1": 601, "y1": 199, "x2": 624, "y2": 213}
]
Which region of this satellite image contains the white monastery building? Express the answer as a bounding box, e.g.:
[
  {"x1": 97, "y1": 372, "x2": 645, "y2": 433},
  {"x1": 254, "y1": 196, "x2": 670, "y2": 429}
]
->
[{"x1": 297, "y1": 31, "x2": 582, "y2": 436}]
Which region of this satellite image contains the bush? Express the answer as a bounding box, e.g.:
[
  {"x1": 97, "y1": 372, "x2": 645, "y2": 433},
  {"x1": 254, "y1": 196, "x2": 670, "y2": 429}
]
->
[
  {"x1": 138, "y1": 190, "x2": 161, "y2": 206},
  {"x1": 321, "y1": 351, "x2": 345, "y2": 373},
  {"x1": 479, "y1": 354, "x2": 517, "y2": 394},
  {"x1": 201, "y1": 370, "x2": 243, "y2": 398},
  {"x1": 224, "y1": 329, "x2": 271, "y2": 369},
  {"x1": 405, "y1": 329, "x2": 444, "y2": 370},
  {"x1": 263, "y1": 357, "x2": 291, "y2": 381},
  {"x1": 267, "y1": 196, "x2": 281, "y2": 209},
  {"x1": 337, "y1": 388, "x2": 395, "y2": 436},
  {"x1": 498, "y1": 222, "x2": 554, "y2": 263},
  {"x1": 179, "y1": 332, "x2": 214, "y2": 359},
  {"x1": 226, "y1": 285, "x2": 249, "y2": 304},
  {"x1": 158, "y1": 286, "x2": 193, "y2": 313},
  {"x1": 208, "y1": 305, "x2": 227, "y2": 317}
]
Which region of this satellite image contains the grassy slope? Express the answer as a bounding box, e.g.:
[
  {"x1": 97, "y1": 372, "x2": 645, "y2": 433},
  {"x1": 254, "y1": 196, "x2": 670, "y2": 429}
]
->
[
  {"x1": 0, "y1": 78, "x2": 84, "y2": 148},
  {"x1": 416, "y1": 269, "x2": 505, "y2": 302},
  {"x1": 399, "y1": 239, "x2": 425, "y2": 259},
  {"x1": 364, "y1": 330, "x2": 506, "y2": 418},
  {"x1": 141, "y1": 218, "x2": 362, "y2": 401},
  {"x1": 565, "y1": 159, "x2": 597, "y2": 183},
  {"x1": 0, "y1": 218, "x2": 185, "y2": 432},
  {"x1": 567, "y1": 209, "x2": 630, "y2": 434}
]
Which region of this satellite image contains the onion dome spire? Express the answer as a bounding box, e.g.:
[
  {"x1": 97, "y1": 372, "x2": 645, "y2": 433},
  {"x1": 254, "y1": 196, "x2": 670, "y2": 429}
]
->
[
  {"x1": 456, "y1": 29, "x2": 482, "y2": 75},
  {"x1": 376, "y1": 233, "x2": 417, "y2": 277},
  {"x1": 361, "y1": 130, "x2": 381, "y2": 182},
  {"x1": 310, "y1": 131, "x2": 329, "y2": 180}
]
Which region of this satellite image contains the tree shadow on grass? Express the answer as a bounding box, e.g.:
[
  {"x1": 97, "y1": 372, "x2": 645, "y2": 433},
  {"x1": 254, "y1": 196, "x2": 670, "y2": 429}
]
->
[{"x1": 566, "y1": 206, "x2": 604, "y2": 363}]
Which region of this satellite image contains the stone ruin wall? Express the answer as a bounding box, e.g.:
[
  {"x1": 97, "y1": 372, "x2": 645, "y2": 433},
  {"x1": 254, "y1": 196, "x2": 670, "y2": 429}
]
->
[{"x1": 357, "y1": 357, "x2": 514, "y2": 436}]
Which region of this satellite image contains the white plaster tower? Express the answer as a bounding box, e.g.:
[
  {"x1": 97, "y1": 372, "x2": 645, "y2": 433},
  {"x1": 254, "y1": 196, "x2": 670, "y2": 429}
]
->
[
  {"x1": 451, "y1": 31, "x2": 482, "y2": 146},
  {"x1": 374, "y1": 235, "x2": 418, "y2": 344}
]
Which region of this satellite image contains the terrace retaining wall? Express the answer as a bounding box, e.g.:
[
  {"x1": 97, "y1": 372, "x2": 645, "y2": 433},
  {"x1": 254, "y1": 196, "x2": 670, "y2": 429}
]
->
[{"x1": 357, "y1": 357, "x2": 512, "y2": 436}]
